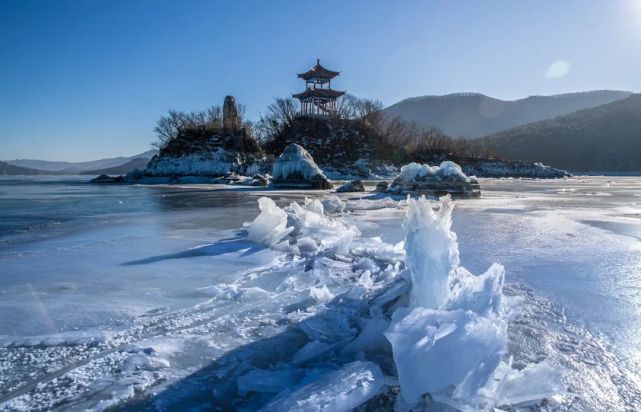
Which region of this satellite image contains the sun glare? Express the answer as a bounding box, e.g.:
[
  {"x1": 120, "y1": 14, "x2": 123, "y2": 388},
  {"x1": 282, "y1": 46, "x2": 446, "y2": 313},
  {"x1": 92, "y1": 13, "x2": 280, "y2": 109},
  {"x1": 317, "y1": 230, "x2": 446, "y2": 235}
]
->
[
  {"x1": 629, "y1": 0, "x2": 641, "y2": 36},
  {"x1": 546, "y1": 60, "x2": 571, "y2": 79}
]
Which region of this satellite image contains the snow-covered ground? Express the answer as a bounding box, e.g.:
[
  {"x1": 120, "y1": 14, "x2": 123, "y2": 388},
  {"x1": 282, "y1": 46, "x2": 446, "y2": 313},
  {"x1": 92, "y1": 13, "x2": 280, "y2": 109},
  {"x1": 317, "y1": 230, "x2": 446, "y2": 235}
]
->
[{"x1": 0, "y1": 176, "x2": 640, "y2": 410}]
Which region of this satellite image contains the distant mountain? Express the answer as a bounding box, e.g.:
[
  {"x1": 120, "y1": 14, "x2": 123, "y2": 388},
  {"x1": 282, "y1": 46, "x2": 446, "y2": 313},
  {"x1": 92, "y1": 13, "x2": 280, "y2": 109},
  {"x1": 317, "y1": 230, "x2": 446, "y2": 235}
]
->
[
  {"x1": 480, "y1": 94, "x2": 641, "y2": 172},
  {"x1": 0, "y1": 161, "x2": 44, "y2": 175},
  {"x1": 6, "y1": 150, "x2": 157, "y2": 173},
  {"x1": 79, "y1": 157, "x2": 151, "y2": 175},
  {"x1": 384, "y1": 90, "x2": 632, "y2": 138}
]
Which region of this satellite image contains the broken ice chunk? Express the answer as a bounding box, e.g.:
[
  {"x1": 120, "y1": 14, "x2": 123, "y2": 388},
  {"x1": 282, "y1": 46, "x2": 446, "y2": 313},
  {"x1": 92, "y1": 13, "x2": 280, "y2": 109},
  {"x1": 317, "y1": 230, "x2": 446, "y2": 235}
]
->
[
  {"x1": 291, "y1": 340, "x2": 335, "y2": 365},
  {"x1": 497, "y1": 360, "x2": 565, "y2": 407},
  {"x1": 261, "y1": 361, "x2": 384, "y2": 411},
  {"x1": 246, "y1": 197, "x2": 293, "y2": 247},
  {"x1": 321, "y1": 195, "x2": 346, "y2": 214},
  {"x1": 385, "y1": 307, "x2": 507, "y2": 404},
  {"x1": 237, "y1": 368, "x2": 306, "y2": 394},
  {"x1": 447, "y1": 263, "x2": 505, "y2": 317},
  {"x1": 309, "y1": 285, "x2": 334, "y2": 303}
]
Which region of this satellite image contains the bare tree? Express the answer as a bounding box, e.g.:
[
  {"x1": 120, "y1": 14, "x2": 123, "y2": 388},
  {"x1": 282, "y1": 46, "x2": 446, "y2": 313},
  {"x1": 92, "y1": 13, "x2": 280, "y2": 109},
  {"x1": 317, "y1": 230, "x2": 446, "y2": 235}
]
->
[
  {"x1": 152, "y1": 110, "x2": 188, "y2": 148},
  {"x1": 255, "y1": 98, "x2": 298, "y2": 144}
]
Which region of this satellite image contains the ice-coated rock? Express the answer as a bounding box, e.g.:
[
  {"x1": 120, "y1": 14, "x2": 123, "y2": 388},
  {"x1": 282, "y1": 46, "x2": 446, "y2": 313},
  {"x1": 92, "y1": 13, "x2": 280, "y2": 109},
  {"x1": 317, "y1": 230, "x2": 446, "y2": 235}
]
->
[
  {"x1": 462, "y1": 158, "x2": 570, "y2": 178},
  {"x1": 336, "y1": 180, "x2": 365, "y2": 193},
  {"x1": 90, "y1": 174, "x2": 126, "y2": 184},
  {"x1": 375, "y1": 180, "x2": 389, "y2": 192},
  {"x1": 141, "y1": 151, "x2": 246, "y2": 177},
  {"x1": 389, "y1": 161, "x2": 481, "y2": 197},
  {"x1": 261, "y1": 361, "x2": 384, "y2": 411},
  {"x1": 249, "y1": 174, "x2": 269, "y2": 186},
  {"x1": 271, "y1": 144, "x2": 333, "y2": 189}
]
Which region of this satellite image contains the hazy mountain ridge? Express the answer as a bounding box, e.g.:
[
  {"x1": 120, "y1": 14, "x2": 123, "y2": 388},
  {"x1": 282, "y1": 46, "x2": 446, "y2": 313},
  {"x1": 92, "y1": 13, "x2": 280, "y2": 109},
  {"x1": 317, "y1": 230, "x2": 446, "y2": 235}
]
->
[
  {"x1": 0, "y1": 161, "x2": 44, "y2": 176},
  {"x1": 79, "y1": 157, "x2": 152, "y2": 175},
  {"x1": 480, "y1": 94, "x2": 641, "y2": 172},
  {"x1": 384, "y1": 90, "x2": 633, "y2": 138},
  {"x1": 6, "y1": 150, "x2": 157, "y2": 173}
]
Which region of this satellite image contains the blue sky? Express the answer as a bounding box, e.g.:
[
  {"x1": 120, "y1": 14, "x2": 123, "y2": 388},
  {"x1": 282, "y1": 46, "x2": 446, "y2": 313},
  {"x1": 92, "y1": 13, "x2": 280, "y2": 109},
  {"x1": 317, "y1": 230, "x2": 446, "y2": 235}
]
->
[{"x1": 1, "y1": 0, "x2": 640, "y2": 161}]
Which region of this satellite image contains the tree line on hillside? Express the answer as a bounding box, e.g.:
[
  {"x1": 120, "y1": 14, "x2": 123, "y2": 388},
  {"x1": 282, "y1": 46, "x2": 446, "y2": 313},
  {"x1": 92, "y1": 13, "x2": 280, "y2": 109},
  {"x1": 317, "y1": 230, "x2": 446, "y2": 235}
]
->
[{"x1": 152, "y1": 95, "x2": 497, "y2": 164}]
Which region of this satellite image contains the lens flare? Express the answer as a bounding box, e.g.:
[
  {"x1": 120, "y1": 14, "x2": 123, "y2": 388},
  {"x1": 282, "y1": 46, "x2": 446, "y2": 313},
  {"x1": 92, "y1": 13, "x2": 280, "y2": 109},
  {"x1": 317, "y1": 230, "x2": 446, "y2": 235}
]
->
[{"x1": 546, "y1": 60, "x2": 571, "y2": 79}]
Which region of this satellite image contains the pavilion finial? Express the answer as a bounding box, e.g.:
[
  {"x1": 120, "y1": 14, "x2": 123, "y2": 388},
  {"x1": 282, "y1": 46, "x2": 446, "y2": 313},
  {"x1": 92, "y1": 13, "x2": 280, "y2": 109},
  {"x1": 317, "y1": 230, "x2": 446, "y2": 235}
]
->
[{"x1": 317, "y1": 58, "x2": 320, "y2": 65}]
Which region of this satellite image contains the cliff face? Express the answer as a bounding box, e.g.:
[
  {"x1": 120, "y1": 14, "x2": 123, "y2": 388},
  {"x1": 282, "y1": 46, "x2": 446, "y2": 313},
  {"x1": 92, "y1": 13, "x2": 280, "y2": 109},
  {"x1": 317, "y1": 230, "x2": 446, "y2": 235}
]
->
[{"x1": 142, "y1": 127, "x2": 263, "y2": 178}]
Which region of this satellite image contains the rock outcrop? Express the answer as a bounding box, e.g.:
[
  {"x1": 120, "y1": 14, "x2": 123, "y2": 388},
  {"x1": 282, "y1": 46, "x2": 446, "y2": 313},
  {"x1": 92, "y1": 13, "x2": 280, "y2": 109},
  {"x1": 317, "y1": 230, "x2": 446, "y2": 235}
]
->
[
  {"x1": 336, "y1": 180, "x2": 365, "y2": 193},
  {"x1": 375, "y1": 181, "x2": 389, "y2": 193},
  {"x1": 90, "y1": 174, "x2": 126, "y2": 184},
  {"x1": 223, "y1": 95, "x2": 240, "y2": 131},
  {"x1": 414, "y1": 154, "x2": 570, "y2": 179},
  {"x1": 271, "y1": 144, "x2": 332, "y2": 189},
  {"x1": 388, "y1": 161, "x2": 481, "y2": 197},
  {"x1": 129, "y1": 96, "x2": 264, "y2": 182},
  {"x1": 461, "y1": 158, "x2": 570, "y2": 178}
]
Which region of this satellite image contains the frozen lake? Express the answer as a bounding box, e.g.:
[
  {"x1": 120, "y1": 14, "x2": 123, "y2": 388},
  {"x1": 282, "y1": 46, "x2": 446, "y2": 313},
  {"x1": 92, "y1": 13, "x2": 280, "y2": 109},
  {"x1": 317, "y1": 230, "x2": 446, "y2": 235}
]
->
[{"x1": 0, "y1": 176, "x2": 640, "y2": 410}]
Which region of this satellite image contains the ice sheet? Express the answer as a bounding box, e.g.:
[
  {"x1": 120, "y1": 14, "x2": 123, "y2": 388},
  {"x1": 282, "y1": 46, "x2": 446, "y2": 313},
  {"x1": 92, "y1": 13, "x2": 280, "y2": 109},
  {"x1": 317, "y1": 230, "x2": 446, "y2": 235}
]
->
[{"x1": 2, "y1": 176, "x2": 641, "y2": 411}]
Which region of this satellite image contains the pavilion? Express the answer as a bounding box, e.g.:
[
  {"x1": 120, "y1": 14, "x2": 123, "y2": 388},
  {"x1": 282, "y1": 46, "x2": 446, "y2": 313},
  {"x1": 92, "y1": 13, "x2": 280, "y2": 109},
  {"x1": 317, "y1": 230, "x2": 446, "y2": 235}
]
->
[{"x1": 293, "y1": 59, "x2": 345, "y2": 116}]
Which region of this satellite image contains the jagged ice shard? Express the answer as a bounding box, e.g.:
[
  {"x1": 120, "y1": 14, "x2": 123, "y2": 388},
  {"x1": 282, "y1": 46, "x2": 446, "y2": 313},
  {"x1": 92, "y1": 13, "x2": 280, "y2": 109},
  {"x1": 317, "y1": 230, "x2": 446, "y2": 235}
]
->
[
  {"x1": 403, "y1": 195, "x2": 458, "y2": 309},
  {"x1": 386, "y1": 195, "x2": 562, "y2": 408},
  {"x1": 238, "y1": 195, "x2": 564, "y2": 410}
]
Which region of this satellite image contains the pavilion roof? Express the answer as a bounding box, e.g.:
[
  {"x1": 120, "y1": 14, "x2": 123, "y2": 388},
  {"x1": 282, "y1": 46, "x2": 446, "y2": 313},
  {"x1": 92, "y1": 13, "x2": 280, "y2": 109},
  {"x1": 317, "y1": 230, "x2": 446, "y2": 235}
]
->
[
  {"x1": 297, "y1": 59, "x2": 340, "y2": 80},
  {"x1": 293, "y1": 88, "x2": 345, "y2": 100}
]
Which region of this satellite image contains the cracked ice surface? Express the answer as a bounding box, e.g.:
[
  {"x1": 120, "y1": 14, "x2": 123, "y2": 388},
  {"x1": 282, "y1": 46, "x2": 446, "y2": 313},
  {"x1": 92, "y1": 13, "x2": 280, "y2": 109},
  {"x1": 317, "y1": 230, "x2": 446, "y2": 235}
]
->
[{"x1": 1, "y1": 176, "x2": 640, "y2": 410}]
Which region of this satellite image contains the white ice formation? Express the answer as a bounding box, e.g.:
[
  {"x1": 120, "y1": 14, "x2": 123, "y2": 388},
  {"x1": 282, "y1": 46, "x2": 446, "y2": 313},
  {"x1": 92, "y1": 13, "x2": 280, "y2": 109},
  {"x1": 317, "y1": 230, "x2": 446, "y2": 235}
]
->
[
  {"x1": 261, "y1": 361, "x2": 384, "y2": 411},
  {"x1": 245, "y1": 196, "x2": 359, "y2": 255},
  {"x1": 271, "y1": 144, "x2": 332, "y2": 189},
  {"x1": 386, "y1": 195, "x2": 563, "y2": 409},
  {"x1": 389, "y1": 161, "x2": 481, "y2": 197},
  {"x1": 245, "y1": 197, "x2": 293, "y2": 247},
  {"x1": 239, "y1": 194, "x2": 565, "y2": 410}
]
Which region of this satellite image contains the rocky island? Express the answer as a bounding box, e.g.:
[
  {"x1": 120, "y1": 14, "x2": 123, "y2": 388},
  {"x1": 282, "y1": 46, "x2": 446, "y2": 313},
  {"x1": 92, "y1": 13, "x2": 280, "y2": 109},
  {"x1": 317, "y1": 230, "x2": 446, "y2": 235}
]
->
[
  {"x1": 91, "y1": 61, "x2": 571, "y2": 189},
  {"x1": 127, "y1": 96, "x2": 267, "y2": 183}
]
